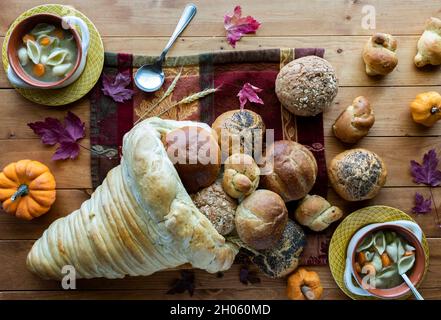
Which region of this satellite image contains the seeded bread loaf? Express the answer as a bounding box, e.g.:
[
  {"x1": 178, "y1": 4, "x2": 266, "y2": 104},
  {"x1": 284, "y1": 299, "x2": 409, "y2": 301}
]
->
[
  {"x1": 328, "y1": 148, "x2": 387, "y2": 201},
  {"x1": 275, "y1": 56, "x2": 338, "y2": 117}
]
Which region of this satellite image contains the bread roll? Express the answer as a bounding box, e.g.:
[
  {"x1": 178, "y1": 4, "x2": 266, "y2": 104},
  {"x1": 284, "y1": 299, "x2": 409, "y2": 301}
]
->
[
  {"x1": 260, "y1": 140, "x2": 317, "y2": 202},
  {"x1": 211, "y1": 109, "x2": 265, "y2": 159},
  {"x1": 235, "y1": 189, "x2": 288, "y2": 250},
  {"x1": 163, "y1": 126, "x2": 221, "y2": 193},
  {"x1": 191, "y1": 180, "x2": 237, "y2": 235},
  {"x1": 362, "y1": 33, "x2": 398, "y2": 76},
  {"x1": 294, "y1": 195, "x2": 343, "y2": 232},
  {"x1": 328, "y1": 148, "x2": 387, "y2": 201},
  {"x1": 222, "y1": 153, "x2": 260, "y2": 199},
  {"x1": 236, "y1": 219, "x2": 306, "y2": 278},
  {"x1": 333, "y1": 96, "x2": 375, "y2": 144},
  {"x1": 414, "y1": 17, "x2": 441, "y2": 67},
  {"x1": 275, "y1": 56, "x2": 338, "y2": 116}
]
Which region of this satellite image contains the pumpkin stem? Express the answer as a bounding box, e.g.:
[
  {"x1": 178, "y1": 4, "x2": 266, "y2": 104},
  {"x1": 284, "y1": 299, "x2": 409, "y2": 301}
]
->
[
  {"x1": 431, "y1": 106, "x2": 440, "y2": 115},
  {"x1": 11, "y1": 184, "x2": 29, "y2": 202},
  {"x1": 301, "y1": 285, "x2": 316, "y2": 300}
]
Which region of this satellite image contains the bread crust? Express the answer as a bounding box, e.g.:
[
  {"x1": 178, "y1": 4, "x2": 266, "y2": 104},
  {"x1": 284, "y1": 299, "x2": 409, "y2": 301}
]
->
[
  {"x1": 362, "y1": 33, "x2": 398, "y2": 76},
  {"x1": 163, "y1": 126, "x2": 221, "y2": 193},
  {"x1": 275, "y1": 56, "x2": 338, "y2": 116},
  {"x1": 211, "y1": 109, "x2": 265, "y2": 159},
  {"x1": 260, "y1": 140, "x2": 317, "y2": 202},
  {"x1": 333, "y1": 96, "x2": 375, "y2": 144},
  {"x1": 328, "y1": 148, "x2": 387, "y2": 201},
  {"x1": 222, "y1": 153, "x2": 260, "y2": 199},
  {"x1": 235, "y1": 189, "x2": 288, "y2": 250},
  {"x1": 294, "y1": 195, "x2": 343, "y2": 231}
]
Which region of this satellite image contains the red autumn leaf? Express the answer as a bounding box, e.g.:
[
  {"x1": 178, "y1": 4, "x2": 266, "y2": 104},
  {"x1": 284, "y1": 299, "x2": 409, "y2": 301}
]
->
[
  {"x1": 224, "y1": 5, "x2": 261, "y2": 48},
  {"x1": 28, "y1": 111, "x2": 85, "y2": 161},
  {"x1": 410, "y1": 149, "x2": 441, "y2": 187},
  {"x1": 102, "y1": 70, "x2": 135, "y2": 103},
  {"x1": 412, "y1": 192, "x2": 432, "y2": 214},
  {"x1": 237, "y1": 82, "x2": 264, "y2": 110}
]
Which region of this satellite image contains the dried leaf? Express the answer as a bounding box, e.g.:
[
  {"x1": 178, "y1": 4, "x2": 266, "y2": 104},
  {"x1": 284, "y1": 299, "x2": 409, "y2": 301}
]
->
[
  {"x1": 102, "y1": 71, "x2": 134, "y2": 103},
  {"x1": 237, "y1": 82, "x2": 264, "y2": 110},
  {"x1": 224, "y1": 6, "x2": 261, "y2": 48},
  {"x1": 166, "y1": 270, "x2": 195, "y2": 296},
  {"x1": 28, "y1": 112, "x2": 85, "y2": 161},
  {"x1": 239, "y1": 265, "x2": 261, "y2": 285},
  {"x1": 412, "y1": 192, "x2": 432, "y2": 214},
  {"x1": 410, "y1": 149, "x2": 441, "y2": 187}
]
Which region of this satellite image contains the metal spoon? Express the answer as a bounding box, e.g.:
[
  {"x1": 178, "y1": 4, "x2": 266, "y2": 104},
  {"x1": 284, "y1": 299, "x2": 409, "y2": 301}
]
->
[
  {"x1": 134, "y1": 3, "x2": 197, "y2": 92},
  {"x1": 401, "y1": 273, "x2": 424, "y2": 300}
]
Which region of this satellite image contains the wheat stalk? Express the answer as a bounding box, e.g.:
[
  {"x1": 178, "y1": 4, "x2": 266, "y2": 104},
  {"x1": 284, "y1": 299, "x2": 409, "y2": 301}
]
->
[
  {"x1": 156, "y1": 88, "x2": 218, "y2": 117},
  {"x1": 134, "y1": 68, "x2": 182, "y2": 125}
]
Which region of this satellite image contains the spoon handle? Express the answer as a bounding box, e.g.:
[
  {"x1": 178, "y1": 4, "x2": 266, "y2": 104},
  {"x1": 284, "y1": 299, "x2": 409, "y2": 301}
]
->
[
  {"x1": 401, "y1": 273, "x2": 424, "y2": 300},
  {"x1": 159, "y1": 3, "x2": 197, "y2": 61}
]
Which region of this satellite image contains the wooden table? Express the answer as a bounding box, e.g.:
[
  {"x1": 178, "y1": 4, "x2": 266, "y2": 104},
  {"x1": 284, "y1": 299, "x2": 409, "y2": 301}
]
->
[{"x1": 1, "y1": 0, "x2": 440, "y2": 300}]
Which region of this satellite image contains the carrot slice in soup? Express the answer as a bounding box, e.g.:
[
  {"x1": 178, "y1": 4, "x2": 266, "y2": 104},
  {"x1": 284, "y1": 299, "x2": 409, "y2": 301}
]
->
[{"x1": 33, "y1": 64, "x2": 45, "y2": 77}]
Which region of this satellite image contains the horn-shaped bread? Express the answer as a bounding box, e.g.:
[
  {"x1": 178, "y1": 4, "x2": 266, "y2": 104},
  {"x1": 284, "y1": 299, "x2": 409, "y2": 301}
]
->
[{"x1": 27, "y1": 118, "x2": 238, "y2": 279}]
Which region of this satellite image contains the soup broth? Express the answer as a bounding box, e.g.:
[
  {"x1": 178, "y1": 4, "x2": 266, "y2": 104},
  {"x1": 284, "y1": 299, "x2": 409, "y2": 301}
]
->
[
  {"x1": 18, "y1": 23, "x2": 77, "y2": 82},
  {"x1": 355, "y1": 229, "x2": 416, "y2": 289}
]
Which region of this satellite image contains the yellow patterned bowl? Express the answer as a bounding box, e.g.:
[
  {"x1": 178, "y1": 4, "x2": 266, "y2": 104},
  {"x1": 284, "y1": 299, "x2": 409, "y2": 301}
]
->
[
  {"x1": 328, "y1": 205, "x2": 429, "y2": 300},
  {"x1": 2, "y1": 4, "x2": 104, "y2": 106}
]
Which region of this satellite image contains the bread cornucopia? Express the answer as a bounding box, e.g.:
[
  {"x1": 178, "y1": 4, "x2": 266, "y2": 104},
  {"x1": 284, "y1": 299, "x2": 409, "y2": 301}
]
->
[{"x1": 26, "y1": 117, "x2": 239, "y2": 279}]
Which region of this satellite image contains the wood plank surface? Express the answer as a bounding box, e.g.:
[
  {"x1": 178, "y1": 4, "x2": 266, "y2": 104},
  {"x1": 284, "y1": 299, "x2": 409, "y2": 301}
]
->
[
  {"x1": 1, "y1": 0, "x2": 440, "y2": 37},
  {"x1": 3, "y1": 35, "x2": 441, "y2": 88},
  {"x1": 0, "y1": 0, "x2": 440, "y2": 300}
]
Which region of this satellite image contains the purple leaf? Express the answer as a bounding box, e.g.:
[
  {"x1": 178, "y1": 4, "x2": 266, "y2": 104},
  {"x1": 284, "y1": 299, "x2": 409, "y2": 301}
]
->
[
  {"x1": 102, "y1": 71, "x2": 135, "y2": 103},
  {"x1": 63, "y1": 111, "x2": 86, "y2": 142},
  {"x1": 224, "y1": 6, "x2": 261, "y2": 48},
  {"x1": 412, "y1": 192, "x2": 432, "y2": 214},
  {"x1": 28, "y1": 117, "x2": 65, "y2": 145},
  {"x1": 410, "y1": 149, "x2": 441, "y2": 187},
  {"x1": 166, "y1": 270, "x2": 195, "y2": 296},
  {"x1": 239, "y1": 265, "x2": 261, "y2": 285},
  {"x1": 237, "y1": 82, "x2": 264, "y2": 110},
  {"x1": 28, "y1": 112, "x2": 85, "y2": 161}
]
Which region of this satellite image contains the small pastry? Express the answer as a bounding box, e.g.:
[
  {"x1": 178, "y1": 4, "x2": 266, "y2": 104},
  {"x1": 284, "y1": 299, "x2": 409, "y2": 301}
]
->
[
  {"x1": 332, "y1": 96, "x2": 375, "y2": 144},
  {"x1": 260, "y1": 140, "x2": 317, "y2": 202},
  {"x1": 211, "y1": 109, "x2": 265, "y2": 159},
  {"x1": 222, "y1": 153, "x2": 260, "y2": 199},
  {"x1": 294, "y1": 195, "x2": 343, "y2": 232},
  {"x1": 235, "y1": 189, "x2": 288, "y2": 250},
  {"x1": 162, "y1": 126, "x2": 221, "y2": 193},
  {"x1": 362, "y1": 33, "x2": 398, "y2": 76},
  {"x1": 191, "y1": 180, "x2": 237, "y2": 236},
  {"x1": 328, "y1": 148, "x2": 387, "y2": 201},
  {"x1": 414, "y1": 17, "x2": 441, "y2": 67},
  {"x1": 275, "y1": 56, "x2": 338, "y2": 116}
]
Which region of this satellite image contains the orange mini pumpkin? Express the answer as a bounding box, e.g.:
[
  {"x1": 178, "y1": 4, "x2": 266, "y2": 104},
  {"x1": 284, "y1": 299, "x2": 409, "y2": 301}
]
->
[
  {"x1": 0, "y1": 160, "x2": 56, "y2": 220},
  {"x1": 410, "y1": 91, "x2": 441, "y2": 127}
]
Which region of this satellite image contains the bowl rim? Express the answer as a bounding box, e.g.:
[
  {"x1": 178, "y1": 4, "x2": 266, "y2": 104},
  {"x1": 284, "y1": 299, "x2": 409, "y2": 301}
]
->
[
  {"x1": 351, "y1": 223, "x2": 425, "y2": 299},
  {"x1": 7, "y1": 13, "x2": 82, "y2": 88}
]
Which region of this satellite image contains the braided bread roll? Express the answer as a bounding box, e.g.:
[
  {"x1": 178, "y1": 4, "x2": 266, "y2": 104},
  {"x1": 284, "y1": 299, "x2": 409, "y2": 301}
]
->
[{"x1": 27, "y1": 118, "x2": 238, "y2": 279}]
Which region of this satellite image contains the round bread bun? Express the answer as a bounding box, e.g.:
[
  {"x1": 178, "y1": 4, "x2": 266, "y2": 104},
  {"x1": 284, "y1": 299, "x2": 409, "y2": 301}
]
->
[
  {"x1": 275, "y1": 56, "x2": 338, "y2": 116},
  {"x1": 191, "y1": 180, "x2": 237, "y2": 235},
  {"x1": 211, "y1": 109, "x2": 265, "y2": 159},
  {"x1": 328, "y1": 148, "x2": 387, "y2": 201},
  {"x1": 222, "y1": 153, "x2": 260, "y2": 199},
  {"x1": 235, "y1": 189, "x2": 288, "y2": 250},
  {"x1": 260, "y1": 140, "x2": 318, "y2": 202},
  {"x1": 163, "y1": 126, "x2": 221, "y2": 193}
]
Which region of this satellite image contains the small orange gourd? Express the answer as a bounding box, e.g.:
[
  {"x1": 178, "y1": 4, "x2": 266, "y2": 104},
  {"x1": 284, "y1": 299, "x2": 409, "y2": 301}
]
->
[
  {"x1": 286, "y1": 268, "x2": 323, "y2": 300},
  {"x1": 410, "y1": 91, "x2": 441, "y2": 127},
  {"x1": 0, "y1": 160, "x2": 56, "y2": 220}
]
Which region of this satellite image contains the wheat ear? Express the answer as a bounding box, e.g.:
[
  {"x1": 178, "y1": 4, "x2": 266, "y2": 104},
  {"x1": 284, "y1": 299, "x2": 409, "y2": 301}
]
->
[
  {"x1": 134, "y1": 69, "x2": 182, "y2": 125},
  {"x1": 156, "y1": 88, "x2": 218, "y2": 117}
]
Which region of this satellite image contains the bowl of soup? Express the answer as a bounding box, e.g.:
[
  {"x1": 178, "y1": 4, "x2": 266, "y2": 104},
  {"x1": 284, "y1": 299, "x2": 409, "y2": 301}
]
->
[
  {"x1": 7, "y1": 13, "x2": 90, "y2": 89},
  {"x1": 346, "y1": 222, "x2": 425, "y2": 299}
]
